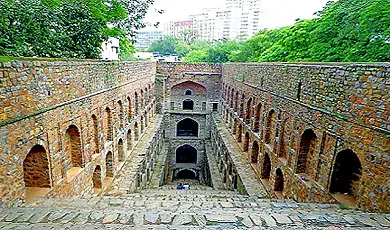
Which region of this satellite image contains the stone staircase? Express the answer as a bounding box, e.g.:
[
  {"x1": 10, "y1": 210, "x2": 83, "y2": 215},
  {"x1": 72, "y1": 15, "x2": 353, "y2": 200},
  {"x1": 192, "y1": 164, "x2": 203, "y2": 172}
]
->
[
  {"x1": 147, "y1": 140, "x2": 169, "y2": 188},
  {"x1": 2, "y1": 185, "x2": 390, "y2": 229}
]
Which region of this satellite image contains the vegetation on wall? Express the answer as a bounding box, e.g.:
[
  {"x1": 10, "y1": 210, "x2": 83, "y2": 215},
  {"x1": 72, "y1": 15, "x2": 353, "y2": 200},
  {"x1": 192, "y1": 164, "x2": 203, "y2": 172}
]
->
[
  {"x1": 0, "y1": 0, "x2": 153, "y2": 59},
  {"x1": 169, "y1": 0, "x2": 390, "y2": 63}
]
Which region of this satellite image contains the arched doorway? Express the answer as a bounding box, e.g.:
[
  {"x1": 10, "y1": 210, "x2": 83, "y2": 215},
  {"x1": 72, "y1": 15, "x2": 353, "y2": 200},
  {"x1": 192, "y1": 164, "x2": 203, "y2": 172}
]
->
[
  {"x1": 296, "y1": 129, "x2": 317, "y2": 174},
  {"x1": 105, "y1": 107, "x2": 113, "y2": 141},
  {"x1": 135, "y1": 92, "x2": 139, "y2": 113},
  {"x1": 251, "y1": 141, "x2": 259, "y2": 163},
  {"x1": 92, "y1": 114, "x2": 99, "y2": 154},
  {"x1": 264, "y1": 109, "x2": 276, "y2": 144},
  {"x1": 176, "y1": 169, "x2": 197, "y2": 180},
  {"x1": 261, "y1": 153, "x2": 271, "y2": 179},
  {"x1": 177, "y1": 118, "x2": 199, "y2": 137},
  {"x1": 254, "y1": 103, "x2": 261, "y2": 132},
  {"x1": 232, "y1": 119, "x2": 238, "y2": 134},
  {"x1": 106, "y1": 151, "x2": 114, "y2": 177},
  {"x1": 23, "y1": 145, "x2": 51, "y2": 203},
  {"x1": 330, "y1": 149, "x2": 362, "y2": 196},
  {"x1": 245, "y1": 97, "x2": 252, "y2": 124},
  {"x1": 237, "y1": 123, "x2": 242, "y2": 142},
  {"x1": 127, "y1": 96, "x2": 132, "y2": 121},
  {"x1": 65, "y1": 125, "x2": 83, "y2": 168},
  {"x1": 274, "y1": 168, "x2": 284, "y2": 192},
  {"x1": 92, "y1": 165, "x2": 102, "y2": 189},
  {"x1": 243, "y1": 132, "x2": 250, "y2": 152},
  {"x1": 176, "y1": 145, "x2": 197, "y2": 163},
  {"x1": 118, "y1": 100, "x2": 124, "y2": 129},
  {"x1": 118, "y1": 139, "x2": 124, "y2": 162}
]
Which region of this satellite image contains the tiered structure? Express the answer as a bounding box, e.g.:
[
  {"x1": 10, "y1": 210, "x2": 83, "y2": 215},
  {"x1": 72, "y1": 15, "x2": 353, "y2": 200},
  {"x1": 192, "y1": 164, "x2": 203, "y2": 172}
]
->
[{"x1": 0, "y1": 61, "x2": 389, "y2": 225}]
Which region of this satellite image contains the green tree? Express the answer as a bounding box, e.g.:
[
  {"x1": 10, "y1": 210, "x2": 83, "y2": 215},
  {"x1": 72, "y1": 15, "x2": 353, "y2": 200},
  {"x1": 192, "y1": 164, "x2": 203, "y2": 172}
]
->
[
  {"x1": 183, "y1": 50, "x2": 208, "y2": 62},
  {"x1": 148, "y1": 36, "x2": 189, "y2": 57},
  {"x1": 0, "y1": 0, "x2": 154, "y2": 59},
  {"x1": 225, "y1": 0, "x2": 390, "y2": 62},
  {"x1": 205, "y1": 40, "x2": 242, "y2": 63},
  {"x1": 0, "y1": 0, "x2": 106, "y2": 58}
]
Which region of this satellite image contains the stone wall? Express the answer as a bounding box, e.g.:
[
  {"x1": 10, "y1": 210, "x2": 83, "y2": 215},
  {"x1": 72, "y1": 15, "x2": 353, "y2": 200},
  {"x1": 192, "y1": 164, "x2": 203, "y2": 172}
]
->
[
  {"x1": 0, "y1": 60, "x2": 156, "y2": 207},
  {"x1": 157, "y1": 62, "x2": 221, "y2": 185},
  {"x1": 221, "y1": 63, "x2": 390, "y2": 213},
  {"x1": 222, "y1": 63, "x2": 390, "y2": 131}
]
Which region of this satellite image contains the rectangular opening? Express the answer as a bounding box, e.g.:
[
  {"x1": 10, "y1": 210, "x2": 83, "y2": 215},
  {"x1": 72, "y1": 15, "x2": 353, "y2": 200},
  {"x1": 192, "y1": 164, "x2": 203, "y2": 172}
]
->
[{"x1": 213, "y1": 103, "x2": 218, "y2": 111}]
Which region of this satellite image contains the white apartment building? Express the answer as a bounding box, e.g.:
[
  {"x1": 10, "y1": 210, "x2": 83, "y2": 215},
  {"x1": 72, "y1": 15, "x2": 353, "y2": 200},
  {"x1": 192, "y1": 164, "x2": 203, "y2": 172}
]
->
[{"x1": 176, "y1": 0, "x2": 261, "y2": 41}]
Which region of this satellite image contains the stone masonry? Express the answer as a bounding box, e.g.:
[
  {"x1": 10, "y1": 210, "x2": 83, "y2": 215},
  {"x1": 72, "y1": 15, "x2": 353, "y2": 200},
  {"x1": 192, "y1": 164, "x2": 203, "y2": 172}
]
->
[{"x1": 0, "y1": 60, "x2": 389, "y2": 216}]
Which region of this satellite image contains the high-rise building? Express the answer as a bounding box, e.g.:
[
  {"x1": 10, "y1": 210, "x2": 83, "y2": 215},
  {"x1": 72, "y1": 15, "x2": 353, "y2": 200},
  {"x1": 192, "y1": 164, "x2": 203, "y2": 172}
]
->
[
  {"x1": 135, "y1": 31, "x2": 163, "y2": 50},
  {"x1": 164, "y1": 20, "x2": 194, "y2": 38},
  {"x1": 171, "y1": 0, "x2": 262, "y2": 42}
]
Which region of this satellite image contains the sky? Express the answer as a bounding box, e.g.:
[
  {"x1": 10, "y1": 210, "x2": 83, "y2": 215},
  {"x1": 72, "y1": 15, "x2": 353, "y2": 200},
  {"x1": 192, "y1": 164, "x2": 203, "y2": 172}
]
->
[{"x1": 142, "y1": 0, "x2": 333, "y2": 31}]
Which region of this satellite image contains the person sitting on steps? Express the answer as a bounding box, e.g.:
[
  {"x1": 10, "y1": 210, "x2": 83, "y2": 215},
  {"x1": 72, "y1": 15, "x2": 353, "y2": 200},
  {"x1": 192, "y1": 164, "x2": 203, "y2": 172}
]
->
[{"x1": 176, "y1": 183, "x2": 183, "y2": 190}]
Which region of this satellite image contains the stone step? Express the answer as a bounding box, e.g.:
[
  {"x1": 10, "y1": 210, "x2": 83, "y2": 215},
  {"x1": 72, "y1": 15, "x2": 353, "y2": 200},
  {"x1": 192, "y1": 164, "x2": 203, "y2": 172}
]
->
[{"x1": 1, "y1": 205, "x2": 389, "y2": 229}]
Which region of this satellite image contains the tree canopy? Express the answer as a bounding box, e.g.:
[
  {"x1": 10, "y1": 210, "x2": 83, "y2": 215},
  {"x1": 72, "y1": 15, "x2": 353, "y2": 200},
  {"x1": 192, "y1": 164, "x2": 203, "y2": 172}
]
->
[
  {"x1": 0, "y1": 0, "x2": 154, "y2": 59},
  {"x1": 181, "y1": 0, "x2": 390, "y2": 63}
]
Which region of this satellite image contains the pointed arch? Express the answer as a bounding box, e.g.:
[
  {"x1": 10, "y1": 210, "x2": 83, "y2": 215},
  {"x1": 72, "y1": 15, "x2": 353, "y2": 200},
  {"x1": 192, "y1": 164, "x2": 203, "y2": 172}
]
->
[
  {"x1": 251, "y1": 141, "x2": 259, "y2": 163},
  {"x1": 239, "y1": 93, "x2": 245, "y2": 118},
  {"x1": 127, "y1": 96, "x2": 132, "y2": 121},
  {"x1": 171, "y1": 81, "x2": 207, "y2": 95},
  {"x1": 278, "y1": 117, "x2": 288, "y2": 158},
  {"x1": 92, "y1": 114, "x2": 99, "y2": 154},
  {"x1": 176, "y1": 144, "x2": 197, "y2": 163},
  {"x1": 237, "y1": 123, "x2": 243, "y2": 143},
  {"x1": 118, "y1": 100, "x2": 124, "y2": 129},
  {"x1": 106, "y1": 151, "x2": 114, "y2": 177},
  {"x1": 118, "y1": 139, "x2": 124, "y2": 162},
  {"x1": 234, "y1": 91, "x2": 239, "y2": 111},
  {"x1": 65, "y1": 125, "x2": 83, "y2": 167},
  {"x1": 92, "y1": 165, "x2": 102, "y2": 188},
  {"x1": 105, "y1": 107, "x2": 113, "y2": 141},
  {"x1": 243, "y1": 132, "x2": 250, "y2": 152},
  {"x1": 245, "y1": 97, "x2": 252, "y2": 124},
  {"x1": 330, "y1": 149, "x2": 362, "y2": 196},
  {"x1": 274, "y1": 168, "x2": 284, "y2": 192},
  {"x1": 261, "y1": 153, "x2": 271, "y2": 179},
  {"x1": 23, "y1": 145, "x2": 51, "y2": 188},
  {"x1": 177, "y1": 118, "x2": 199, "y2": 137},
  {"x1": 296, "y1": 129, "x2": 317, "y2": 174},
  {"x1": 264, "y1": 109, "x2": 276, "y2": 144},
  {"x1": 135, "y1": 92, "x2": 139, "y2": 114},
  {"x1": 254, "y1": 102, "x2": 262, "y2": 132}
]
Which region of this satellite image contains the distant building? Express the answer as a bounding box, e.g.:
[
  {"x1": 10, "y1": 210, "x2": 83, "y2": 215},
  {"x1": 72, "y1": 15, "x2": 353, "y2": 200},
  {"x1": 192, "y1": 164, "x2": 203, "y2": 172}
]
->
[
  {"x1": 164, "y1": 0, "x2": 261, "y2": 42},
  {"x1": 135, "y1": 31, "x2": 163, "y2": 50},
  {"x1": 101, "y1": 38, "x2": 120, "y2": 61},
  {"x1": 164, "y1": 20, "x2": 194, "y2": 38}
]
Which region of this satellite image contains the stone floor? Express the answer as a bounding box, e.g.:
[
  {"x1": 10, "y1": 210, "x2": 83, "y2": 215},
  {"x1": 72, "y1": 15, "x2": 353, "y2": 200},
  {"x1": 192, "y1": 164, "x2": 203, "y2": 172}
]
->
[{"x1": 1, "y1": 184, "x2": 390, "y2": 229}]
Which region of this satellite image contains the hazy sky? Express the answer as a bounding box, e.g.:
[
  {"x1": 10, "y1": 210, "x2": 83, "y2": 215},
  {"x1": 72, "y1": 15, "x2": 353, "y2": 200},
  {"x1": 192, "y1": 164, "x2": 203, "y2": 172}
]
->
[{"x1": 142, "y1": 0, "x2": 333, "y2": 30}]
